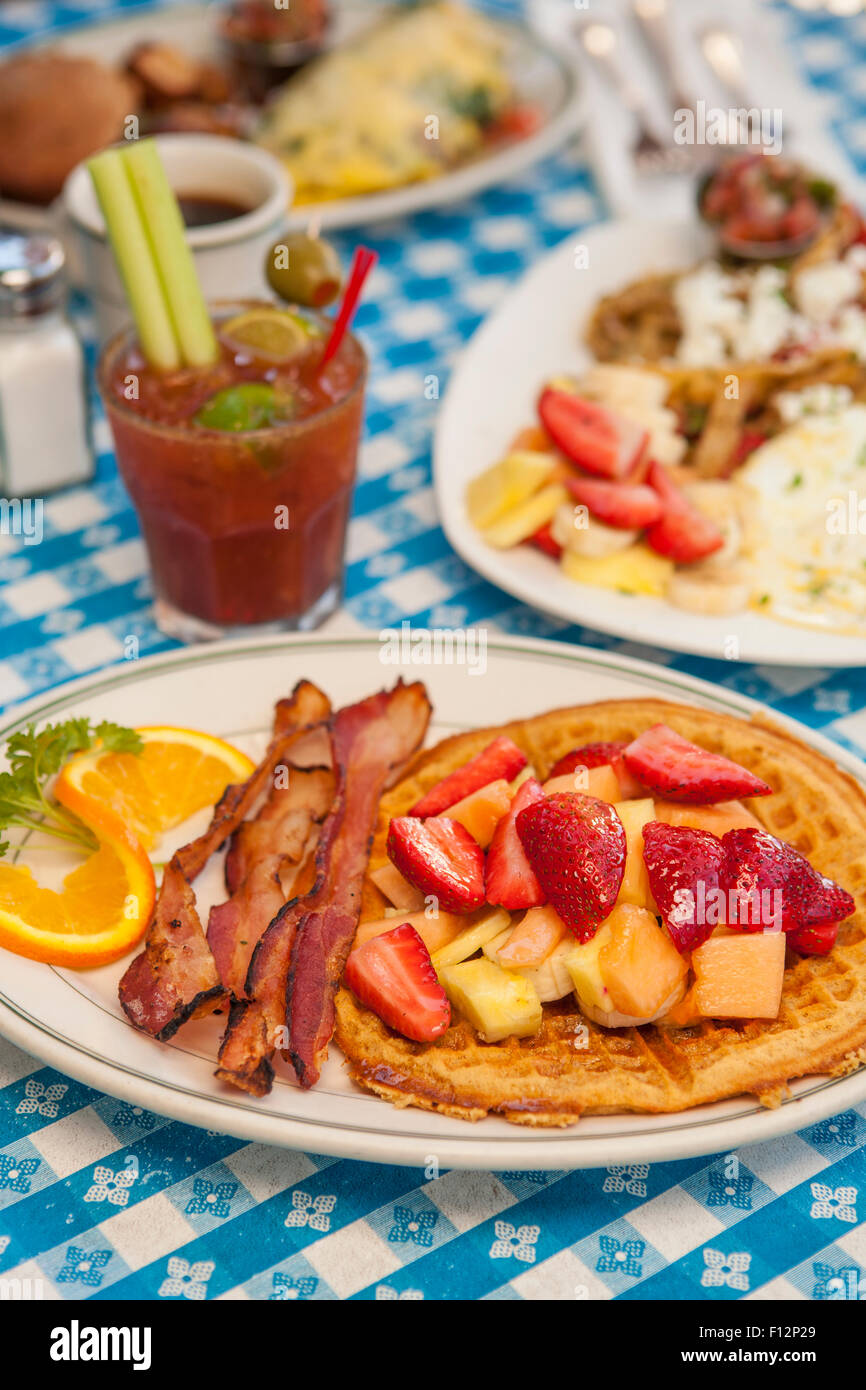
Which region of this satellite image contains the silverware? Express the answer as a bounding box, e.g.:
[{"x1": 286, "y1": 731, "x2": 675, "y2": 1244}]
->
[
  {"x1": 632, "y1": 0, "x2": 695, "y2": 120},
  {"x1": 700, "y1": 25, "x2": 787, "y2": 146},
  {"x1": 579, "y1": 20, "x2": 698, "y2": 176}
]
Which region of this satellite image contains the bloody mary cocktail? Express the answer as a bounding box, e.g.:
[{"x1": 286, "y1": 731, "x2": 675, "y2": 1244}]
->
[{"x1": 98, "y1": 302, "x2": 366, "y2": 640}]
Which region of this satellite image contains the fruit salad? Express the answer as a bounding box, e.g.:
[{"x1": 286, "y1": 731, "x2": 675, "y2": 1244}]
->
[{"x1": 342, "y1": 723, "x2": 856, "y2": 1045}]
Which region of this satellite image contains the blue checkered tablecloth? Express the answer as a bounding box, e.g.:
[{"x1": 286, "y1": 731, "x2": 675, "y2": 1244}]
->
[{"x1": 0, "y1": 0, "x2": 865, "y2": 1304}]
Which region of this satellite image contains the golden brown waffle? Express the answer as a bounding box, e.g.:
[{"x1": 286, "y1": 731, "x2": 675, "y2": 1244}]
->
[{"x1": 334, "y1": 699, "x2": 866, "y2": 1127}]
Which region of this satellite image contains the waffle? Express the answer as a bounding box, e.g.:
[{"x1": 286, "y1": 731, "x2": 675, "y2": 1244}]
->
[{"x1": 334, "y1": 699, "x2": 866, "y2": 1127}]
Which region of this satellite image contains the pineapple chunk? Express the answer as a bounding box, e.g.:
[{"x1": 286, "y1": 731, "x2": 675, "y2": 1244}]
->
[
  {"x1": 439, "y1": 958, "x2": 542, "y2": 1042},
  {"x1": 466, "y1": 452, "x2": 556, "y2": 530},
  {"x1": 482, "y1": 483, "x2": 569, "y2": 549},
  {"x1": 431, "y1": 909, "x2": 511, "y2": 970},
  {"x1": 615, "y1": 799, "x2": 657, "y2": 909},
  {"x1": 561, "y1": 544, "x2": 674, "y2": 597},
  {"x1": 565, "y1": 922, "x2": 615, "y2": 1013}
]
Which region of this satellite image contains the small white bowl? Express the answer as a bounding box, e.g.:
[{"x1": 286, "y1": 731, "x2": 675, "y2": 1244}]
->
[{"x1": 63, "y1": 133, "x2": 292, "y2": 341}]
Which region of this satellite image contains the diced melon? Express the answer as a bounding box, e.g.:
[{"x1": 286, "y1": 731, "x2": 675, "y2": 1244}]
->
[
  {"x1": 565, "y1": 921, "x2": 615, "y2": 1013},
  {"x1": 615, "y1": 798, "x2": 657, "y2": 910},
  {"x1": 599, "y1": 903, "x2": 688, "y2": 1018},
  {"x1": 482, "y1": 483, "x2": 569, "y2": 548},
  {"x1": 653, "y1": 799, "x2": 763, "y2": 835},
  {"x1": 439, "y1": 957, "x2": 542, "y2": 1042},
  {"x1": 692, "y1": 931, "x2": 786, "y2": 1019},
  {"x1": 482, "y1": 926, "x2": 514, "y2": 962},
  {"x1": 510, "y1": 425, "x2": 553, "y2": 452},
  {"x1": 657, "y1": 985, "x2": 703, "y2": 1028},
  {"x1": 369, "y1": 862, "x2": 426, "y2": 911},
  {"x1": 431, "y1": 909, "x2": 511, "y2": 970},
  {"x1": 442, "y1": 778, "x2": 513, "y2": 848},
  {"x1": 497, "y1": 904, "x2": 566, "y2": 968},
  {"x1": 562, "y1": 544, "x2": 674, "y2": 597},
  {"x1": 542, "y1": 764, "x2": 620, "y2": 802},
  {"x1": 466, "y1": 452, "x2": 557, "y2": 530},
  {"x1": 354, "y1": 909, "x2": 465, "y2": 955}
]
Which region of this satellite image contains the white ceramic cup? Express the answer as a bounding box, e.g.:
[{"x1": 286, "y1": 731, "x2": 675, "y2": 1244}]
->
[{"x1": 62, "y1": 133, "x2": 293, "y2": 342}]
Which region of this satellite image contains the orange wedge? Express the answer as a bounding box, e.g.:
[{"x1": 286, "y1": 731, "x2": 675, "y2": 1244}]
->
[
  {"x1": 0, "y1": 806, "x2": 155, "y2": 967},
  {"x1": 55, "y1": 726, "x2": 255, "y2": 851}
]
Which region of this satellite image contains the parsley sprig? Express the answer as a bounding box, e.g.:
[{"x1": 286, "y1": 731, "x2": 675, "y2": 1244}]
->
[{"x1": 0, "y1": 719, "x2": 142, "y2": 859}]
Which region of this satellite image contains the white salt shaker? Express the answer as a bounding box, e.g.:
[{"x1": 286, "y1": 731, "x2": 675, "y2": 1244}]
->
[{"x1": 0, "y1": 231, "x2": 93, "y2": 497}]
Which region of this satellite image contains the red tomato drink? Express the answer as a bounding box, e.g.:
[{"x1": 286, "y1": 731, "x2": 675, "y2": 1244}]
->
[{"x1": 98, "y1": 302, "x2": 366, "y2": 639}]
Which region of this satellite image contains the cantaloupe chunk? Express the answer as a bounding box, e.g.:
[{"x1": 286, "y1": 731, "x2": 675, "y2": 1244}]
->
[
  {"x1": 657, "y1": 985, "x2": 703, "y2": 1028},
  {"x1": 615, "y1": 798, "x2": 656, "y2": 909},
  {"x1": 692, "y1": 931, "x2": 786, "y2": 1019},
  {"x1": 441, "y1": 778, "x2": 513, "y2": 848},
  {"x1": 369, "y1": 862, "x2": 426, "y2": 911},
  {"x1": 354, "y1": 909, "x2": 465, "y2": 955},
  {"x1": 497, "y1": 904, "x2": 566, "y2": 968},
  {"x1": 653, "y1": 799, "x2": 763, "y2": 835},
  {"x1": 542, "y1": 764, "x2": 621, "y2": 802},
  {"x1": 431, "y1": 909, "x2": 511, "y2": 970},
  {"x1": 599, "y1": 903, "x2": 688, "y2": 1018}
]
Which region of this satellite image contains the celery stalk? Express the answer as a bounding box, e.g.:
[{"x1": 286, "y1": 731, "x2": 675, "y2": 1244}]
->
[
  {"x1": 123, "y1": 140, "x2": 218, "y2": 368},
  {"x1": 87, "y1": 149, "x2": 181, "y2": 372}
]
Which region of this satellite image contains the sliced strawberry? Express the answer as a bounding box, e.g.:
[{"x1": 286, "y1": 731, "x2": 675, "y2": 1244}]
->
[
  {"x1": 515, "y1": 792, "x2": 626, "y2": 941},
  {"x1": 485, "y1": 777, "x2": 547, "y2": 910},
  {"x1": 565, "y1": 475, "x2": 663, "y2": 529},
  {"x1": 387, "y1": 816, "x2": 485, "y2": 914},
  {"x1": 344, "y1": 923, "x2": 451, "y2": 1042},
  {"x1": 720, "y1": 828, "x2": 855, "y2": 934},
  {"x1": 528, "y1": 522, "x2": 562, "y2": 559},
  {"x1": 549, "y1": 740, "x2": 628, "y2": 778},
  {"x1": 623, "y1": 724, "x2": 772, "y2": 804},
  {"x1": 644, "y1": 460, "x2": 725, "y2": 563},
  {"x1": 786, "y1": 921, "x2": 840, "y2": 956},
  {"x1": 538, "y1": 388, "x2": 648, "y2": 479},
  {"x1": 642, "y1": 821, "x2": 724, "y2": 953},
  {"x1": 409, "y1": 736, "x2": 527, "y2": 817}
]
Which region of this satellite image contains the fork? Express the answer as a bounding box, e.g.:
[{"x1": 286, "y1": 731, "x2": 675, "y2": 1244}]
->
[{"x1": 578, "y1": 21, "x2": 700, "y2": 177}]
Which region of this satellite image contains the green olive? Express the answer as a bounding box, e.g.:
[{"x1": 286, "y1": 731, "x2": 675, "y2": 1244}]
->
[
  {"x1": 195, "y1": 382, "x2": 293, "y2": 431},
  {"x1": 265, "y1": 234, "x2": 343, "y2": 308}
]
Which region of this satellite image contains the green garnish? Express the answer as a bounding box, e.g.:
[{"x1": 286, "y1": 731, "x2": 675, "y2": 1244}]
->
[
  {"x1": 195, "y1": 383, "x2": 293, "y2": 432},
  {"x1": 808, "y1": 178, "x2": 837, "y2": 208},
  {"x1": 788, "y1": 473, "x2": 803, "y2": 489},
  {"x1": 0, "y1": 720, "x2": 142, "y2": 859}
]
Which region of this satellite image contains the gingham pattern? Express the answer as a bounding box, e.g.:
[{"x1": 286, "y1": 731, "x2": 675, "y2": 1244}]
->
[{"x1": 0, "y1": 0, "x2": 864, "y2": 1301}]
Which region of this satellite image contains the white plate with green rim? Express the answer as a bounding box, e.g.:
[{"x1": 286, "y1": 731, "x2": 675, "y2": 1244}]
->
[
  {"x1": 0, "y1": 633, "x2": 863, "y2": 1170},
  {"x1": 0, "y1": 0, "x2": 585, "y2": 239},
  {"x1": 434, "y1": 219, "x2": 866, "y2": 667}
]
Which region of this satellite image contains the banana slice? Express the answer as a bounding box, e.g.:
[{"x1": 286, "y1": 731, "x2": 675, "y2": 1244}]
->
[
  {"x1": 551, "y1": 502, "x2": 638, "y2": 557},
  {"x1": 578, "y1": 980, "x2": 687, "y2": 1029},
  {"x1": 667, "y1": 562, "x2": 752, "y2": 616}
]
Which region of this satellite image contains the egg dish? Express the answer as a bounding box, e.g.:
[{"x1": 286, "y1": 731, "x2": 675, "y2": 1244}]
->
[{"x1": 255, "y1": 1, "x2": 534, "y2": 202}]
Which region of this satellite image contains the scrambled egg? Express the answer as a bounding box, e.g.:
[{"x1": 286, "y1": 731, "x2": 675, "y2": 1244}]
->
[
  {"x1": 255, "y1": 2, "x2": 514, "y2": 202},
  {"x1": 739, "y1": 404, "x2": 866, "y2": 637}
]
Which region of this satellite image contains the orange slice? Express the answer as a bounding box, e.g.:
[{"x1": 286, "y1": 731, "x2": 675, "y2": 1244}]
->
[
  {"x1": 0, "y1": 808, "x2": 155, "y2": 967},
  {"x1": 55, "y1": 726, "x2": 255, "y2": 851}
]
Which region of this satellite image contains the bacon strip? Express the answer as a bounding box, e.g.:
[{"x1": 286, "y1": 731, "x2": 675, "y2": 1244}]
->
[
  {"x1": 118, "y1": 680, "x2": 331, "y2": 1040},
  {"x1": 216, "y1": 680, "x2": 431, "y2": 1095},
  {"x1": 207, "y1": 767, "x2": 334, "y2": 995}
]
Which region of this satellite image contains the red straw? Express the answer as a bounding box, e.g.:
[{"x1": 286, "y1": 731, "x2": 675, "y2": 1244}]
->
[{"x1": 321, "y1": 245, "x2": 377, "y2": 364}]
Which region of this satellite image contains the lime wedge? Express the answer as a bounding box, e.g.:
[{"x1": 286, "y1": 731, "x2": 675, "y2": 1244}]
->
[{"x1": 220, "y1": 308, "x2": 310, "y2": 362}]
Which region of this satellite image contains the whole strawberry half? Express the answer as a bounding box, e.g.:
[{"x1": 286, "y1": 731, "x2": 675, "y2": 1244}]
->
[
  {"x1": 344, "y1": 923, "x2": 451, "y2": 1043},
  {"x1": 565, "y1": 475, "x2": 663, "y2": 529},
  {"x1": 644, "y1": 460, "x2": 725, "y2": 563},
  {"x1": 719, "y1": 828, "x2": 855, "y2": 934},
  {"x1": 623, "y1": 723, "x2": 772, "y2": 804},
  {"x1": 642, "y1": 821, "x2": 724, "y2": 953},
  {"x1": 387, "y1": 816, "x2": 485, "y2": 914},
  {"x1": 485, "y1": 776, "x2": 547, "y2": 910},
  {"x1": 786, "y1": 921, "x2": 840, "y2": 957},
  {"x1": 548, "y1": 740, "x2": 628, "y2": 779},
  {"x1": 515, "y1": 792, "x2": 626, "y2": 941}
]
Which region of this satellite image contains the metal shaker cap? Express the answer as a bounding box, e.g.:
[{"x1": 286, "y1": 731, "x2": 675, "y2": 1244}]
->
[{"x1": 0, "y1": 231, "x2": 67, "y2": 319}]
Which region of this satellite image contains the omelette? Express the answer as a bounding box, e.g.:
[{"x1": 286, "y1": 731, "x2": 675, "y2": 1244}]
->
[{"x1": 255, "y1": 1, "x2": 517, "y2": 202}]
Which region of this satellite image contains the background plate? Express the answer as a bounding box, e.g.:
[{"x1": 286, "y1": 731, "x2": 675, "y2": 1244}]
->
[
  {"x1": 434, "y1": 218, "x2": 866, "y2": 667},
  {"x1": 0, "y1": 0, "x2": 585, "y2": 237},
  {"x1": 0, "y1": 633, "x2": 864, "y2": 1170}
]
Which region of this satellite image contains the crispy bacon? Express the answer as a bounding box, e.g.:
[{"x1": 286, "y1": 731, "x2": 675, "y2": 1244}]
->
[
  {"x1": 216, "y1": 680, "x2": 431, "y2": 1095},
  {"x1": 208, "y1": 767, "x2": 334, "y2": 995},
  {"x1": 118, "y1": 680, "x2": 331, "y2": 1039}
]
